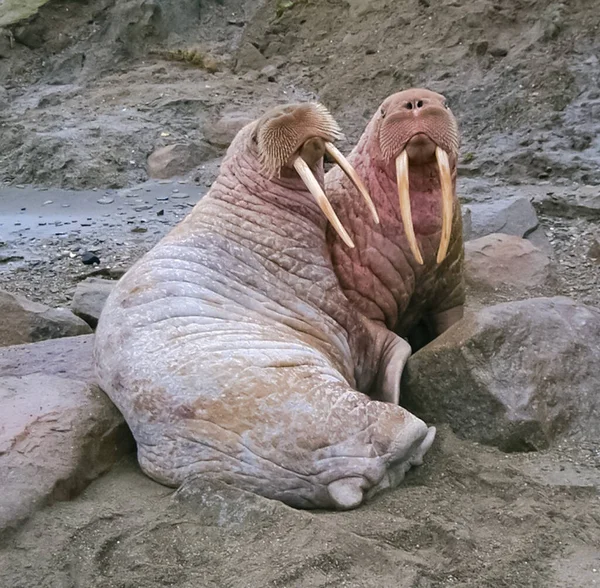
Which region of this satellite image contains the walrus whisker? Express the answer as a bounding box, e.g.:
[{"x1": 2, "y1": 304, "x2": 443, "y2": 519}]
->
[
  {"x1": 324, "y1": 142, "x2": 379, "y2": 224},
  {"x1": 396, "y1": 150, "x2": 424, "y2": 265},
  {"x1": 293, "y1": 156, "x2": 355, "y2": 249}
]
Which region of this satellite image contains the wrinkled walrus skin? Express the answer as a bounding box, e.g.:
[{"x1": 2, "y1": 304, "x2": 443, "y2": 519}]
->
[
  {"x1": 325, "y1": 89, "x2": 465, "y2": 345},
  {"x1": 94, "y1": 104, "x2": 436, "y2": 510}
]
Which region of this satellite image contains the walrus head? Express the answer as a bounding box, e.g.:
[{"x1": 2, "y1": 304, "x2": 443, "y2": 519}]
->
[
  {"x1": 250, "y1": 103, "x2": 378, "y2": 249},
  {"x1": 374, "y1": 88, "x2": 460, "y2": 264}
]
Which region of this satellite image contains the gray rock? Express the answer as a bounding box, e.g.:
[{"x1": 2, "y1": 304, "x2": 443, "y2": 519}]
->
[
  {"x1": 0, "y1": 0, "x2": 52, "y2": 28},
  {"x1": 461, "y1": 206, "x2": 472, "y2": 240},
  {"x1": 0, "y1": 85, "x2": 8, "y2": 110},
  {"x1": 147, "y1": 143, "x2": 213, "y2": 179},
  {"x1": 204, "y1": 112, "x2": 254, "y2": 149},
  {"x1": 234, "y1": 43, "x2": 268, "y2": 73},
  {"x1": 71, "y1": 277, "x2": 116, "y2": 328},
  {"x1": 0, "y1": 334, "x2": 96, "y2": 381},
  {"x1": 464, "y1": 197, "x2": 540, "y2": 240},
  {"x1": 0, "y1": 290, "x2": 92, "y2": 348},
  {"x1": 465, "y1": 233, "x2": 551, "y2": 292},
  {"x1": 403, "y1": 297, "x2": 600, "y2": 451},
  {"x1": 0, "y1": 336, "x2": 134, "y2": 533},
  {"x1": 535, "y1": 185, "x2": 600, "y2": 220}
]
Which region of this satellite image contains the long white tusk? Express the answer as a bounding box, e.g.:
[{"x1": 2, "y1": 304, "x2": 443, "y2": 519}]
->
[
  {"x1": 396, "y1": 150, "x2": 423, "y2": 265},
  {"x1": 293, "y1": 157, "x2": 355, "y2": 248},
  {"x1": 324, "y1": 141, "x2": 379, "y2": 224},
  {"x1": 435, "y1": 146, "x2": 453, "y2": 264}
]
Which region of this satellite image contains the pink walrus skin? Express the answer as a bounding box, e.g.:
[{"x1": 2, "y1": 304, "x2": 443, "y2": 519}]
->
[
  {"x1": 94, "y1": 103, "x2": 436, "y2": 510},
  {"x1": 326, "y1": 89, "x2": 465, "y2": 354}
]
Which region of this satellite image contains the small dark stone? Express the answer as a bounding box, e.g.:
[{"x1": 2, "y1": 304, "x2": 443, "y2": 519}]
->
[
  {"x1": 365, "y1": 49, "x2": 376, "y2": 55},
  {"x1": 157, "y1": 209, "x2": 165, "y2": 216},
  {"x1": 490, "y1": 47, "x2": 508, "y2": 57},
  {"x1": 81, "y1": 252, "x2": 100, "y2": 266}
]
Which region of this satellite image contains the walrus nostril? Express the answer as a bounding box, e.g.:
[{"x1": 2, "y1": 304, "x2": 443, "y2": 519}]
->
[
  {"x1": 416, "y1": 100, "x2": 424, "y2": 108},
  {"x1": 406, "y1": 102, "x2": 413, "y2": 110}
]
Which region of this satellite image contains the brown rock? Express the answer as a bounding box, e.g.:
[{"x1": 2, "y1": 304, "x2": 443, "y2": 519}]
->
[
  {"x1": 0, "y1": 335, "x2": 134, "y2": 533},
  {"x1": 403, "y1": 297, "x2": 600, "y2": 451},
  {"x1": 71, "y1": 277, "x2": 116, "y2": 328},
  {"x1": 205, "y1": 112, "x2": 254, "y2": 149},
  {"x1": 465, "y1": 233, "x2": 551, "y2": 291},
  {"x1": 0, "y1": 290, "x2": 92, "y2": 348},
  {"x1": 147, "y1": 143, "x2": 213, "y2": 179}
]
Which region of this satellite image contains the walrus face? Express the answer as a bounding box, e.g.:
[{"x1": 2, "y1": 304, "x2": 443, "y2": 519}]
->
[
  {"x1": 251, "y1": 103, "x2": 379, "y2": 249},
  {"x1": 376, "y1": 88, "x2": 460, "y2": 264}
]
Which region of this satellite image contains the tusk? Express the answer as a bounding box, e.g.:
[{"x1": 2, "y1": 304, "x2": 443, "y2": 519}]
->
[
  {"x1": 324, "y1": 142, "x2": 379, "y2": 224},
  {"x1": 435, "y1": 147, "x2": 453, "y2": 264},
  {"x1": 293, "y1": 157, "x2": 355, "y2": 248},
  {"x1": 396, "y1": 151, "x2": 423, "y2": 265}
]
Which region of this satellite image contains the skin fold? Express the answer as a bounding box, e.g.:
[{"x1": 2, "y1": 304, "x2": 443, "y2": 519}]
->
[
  {"x1": 94, "y1": 104, "x2": 436, "y2": 510},
  {"x1": 325, "y1": 89, "x2": 465, "y2": 346}
]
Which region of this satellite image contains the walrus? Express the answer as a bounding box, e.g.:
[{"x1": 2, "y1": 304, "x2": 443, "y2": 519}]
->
[
  {"x1": 325, "y1": 89, "x2": 465, "y2": 348},
  {"x1": 94, "y1": 103, "x2": 436, "y2": 510}
]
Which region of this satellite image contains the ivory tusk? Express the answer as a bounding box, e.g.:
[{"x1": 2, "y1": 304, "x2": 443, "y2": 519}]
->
[
  {"x1": 324, "y1": 142, "x2": 379, "y2": 224},
  {"x1": 293, "y1": 157, "x2": 355, "y2": 249},
  {"x1": 396, "y1": 150, "x2": 424, "y2": 265},
  {"x1": 435, "y1": 147, "x2": 453, "y2": 264}
]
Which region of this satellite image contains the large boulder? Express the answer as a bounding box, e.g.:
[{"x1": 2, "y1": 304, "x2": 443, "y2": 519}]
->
[
  {"x1": 403, "y1": 297, "x2": 600, "y2": 451},
  {"x1": 0, "y1": 335, "x2": 134, "y2": 533},
  {"x1": 465, "y1": 233, "x2": 551, "y2": 293},
  {"x1": 463, "y1": 196, "x2": 551, "y2": 253},
  {"x1": 71, "y1": 277, "x2": 116, "y2": 328},
  {"x1": 0, "y1": 290, "x2": 92, "y2": 347}
]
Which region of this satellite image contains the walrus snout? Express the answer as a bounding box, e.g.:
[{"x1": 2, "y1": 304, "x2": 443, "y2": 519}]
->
[{"x1": 405, "y1": 133, "x2": 437, "y2": 164}]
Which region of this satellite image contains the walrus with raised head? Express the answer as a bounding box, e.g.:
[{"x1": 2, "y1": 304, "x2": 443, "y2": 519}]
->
[
  {"x1": 94, "y1": 103, "x2": 436, "y2": 510},
  {"x1": 325, "y1": 89, "x2": 465, "y2": 348}
]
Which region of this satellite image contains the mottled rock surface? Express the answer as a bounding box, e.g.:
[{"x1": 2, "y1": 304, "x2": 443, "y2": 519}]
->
[
  {"x1": 0, "y1": 335, "x2": 133, "y2": 534},
  {"x1": 465, "y1": 233, "x2": 551, "y2": 292},
  {"x1": 71, "y1": 277, "x2": 116, "y2": 328},
  {"x1": 0, "y1": 289, "x2": 92, "y2": 347},
  {"x1": 403, "y1": 296, "x2": 600, "y2": 451}
]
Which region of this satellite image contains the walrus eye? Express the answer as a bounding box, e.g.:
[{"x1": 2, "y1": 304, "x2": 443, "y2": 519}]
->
[
  {"x1": 380, "y1": 108, "x2": 386, "y2": 118},
  {"x1": 444, "y1": 101, "x2": 450, "y2": 109}
]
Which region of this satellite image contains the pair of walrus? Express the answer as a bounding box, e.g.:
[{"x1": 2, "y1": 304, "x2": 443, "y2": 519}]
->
[{"x1": 94, "y1": 89, "x2": 465, "y2": 510}]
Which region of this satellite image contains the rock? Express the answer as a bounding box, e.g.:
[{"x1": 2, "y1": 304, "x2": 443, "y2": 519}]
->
[
  {"x1": 81, "y1": 251, "x2": 100, "y2": 265},
  {"x1": 0, "y1": 0, "x2": 52, "y2": 28},
  {"x1": 403, "y1": 297, "x2": 600, "y2": 451},
  {"x1": 0, "y1": 290, "x2": 92, "y2": 348},
  {"x1": 464, "y1": 197, "x2": 540, "y2": 240},
  {"x1": 465, "y1": 233, "x2": 551, "y2": 292},
  {"x1": 588, "y1": 238, "x2": 600, "y2": 262},
  {"x1": 205, "y1": 112, "x2": 254, "y2": 149},
  {"x1": 71, "y1": 278, "x2": 116, "y2": 328},
  {"x1": 234, "y1": 42, "x2": 268, "y2": 73},
  {"x1": 0, "y1": 334, "x2": 96, "y2": 381},
  {"x1": 461, "y1": 206, "x2": 472, "y2": 240},
  {"x1": 535, "y1": 185, "x2": 600, "y2": 220},
  {"x1": 147, "y1": 143, "x2": 213, "y2": 179},
  {"x1": 0, "y1": 335, "x2": 134, "y2": 533},
  {"x1": 0, "y1": 86, "x2": 8, "y2": 111}
]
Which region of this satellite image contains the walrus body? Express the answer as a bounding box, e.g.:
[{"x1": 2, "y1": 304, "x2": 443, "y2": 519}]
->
[
  {"x1": 326, "y1": 89, "x2": 465, "y2": 344},
  {"x1": 94, "y1": 105, "x2": 435, "y2": 510}
]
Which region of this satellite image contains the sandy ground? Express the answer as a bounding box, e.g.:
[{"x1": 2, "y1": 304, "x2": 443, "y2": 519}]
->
[{"x1": 1, "y1": 429, "x2": 599, "y2": 588}]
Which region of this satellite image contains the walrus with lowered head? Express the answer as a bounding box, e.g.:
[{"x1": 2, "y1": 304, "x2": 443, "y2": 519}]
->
[
  {"x1": 325, "y1": 89, "x2": 465, "y2": 350},
  {"x1": 94, "y1": 103, "x2": 436, "y2": 510}
]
